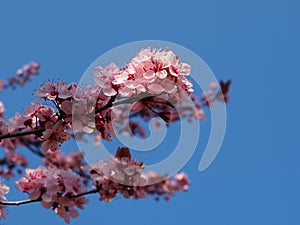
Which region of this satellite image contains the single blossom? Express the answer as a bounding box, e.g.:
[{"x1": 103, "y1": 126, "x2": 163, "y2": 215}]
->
[
  {"x1": 0, "y1": 181, "x2": 9, "y2": 201},
  {"x1": 42, "y1": 121, "x2": 71, "y2": 153}
]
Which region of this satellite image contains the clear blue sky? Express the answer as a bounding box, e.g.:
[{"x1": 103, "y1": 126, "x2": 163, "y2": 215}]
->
[{"x1": 1, "y1": 0, "x2": 300, "y2": 224}]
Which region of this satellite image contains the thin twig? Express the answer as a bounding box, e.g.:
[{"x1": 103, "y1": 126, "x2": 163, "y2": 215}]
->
[
  {"x1": 0, "y1": 128, "x2": 45, "y2": 141},
  {"x1": 0, "y1": 188, "x2": 99, "y2": 206},
  {"x1": 0, "y1": 198, "x2": 42, "y2": 206}
]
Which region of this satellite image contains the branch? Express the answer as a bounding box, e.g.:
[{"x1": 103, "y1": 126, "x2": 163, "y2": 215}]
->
[
  {"x1": 112, "y1": 93, "x2": 160, "y2": 107},
  {"x1": 0, "y1": 188, "x2": 99, "y2": 206},
  {"x1": 0, "y1": 128, "x2": 45, "y2": 141},
  {"x1": 71, "y1": 189, "x2": 99, "y2": 198},
  {"x1": 0, "y1": 198, "x2": 41, "y2": 206}
]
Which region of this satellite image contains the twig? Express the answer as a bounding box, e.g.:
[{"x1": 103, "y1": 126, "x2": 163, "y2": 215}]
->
[
  {"x1": 0, "y1": 128, "x2": 45, "y2": 141},
  {"x1": 0, "y1": 188, "x2": 99, "y2": 206},
  {"x1": 0, "y1": 198, "x2": 41, "y2": 206}
]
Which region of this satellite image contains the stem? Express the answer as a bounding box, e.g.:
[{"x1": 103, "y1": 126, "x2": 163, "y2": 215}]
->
[
  {"x1": 0, "y1": 198, "x2": 42, "y2": 206},
  {"x1": 19, "y1": 138, "x2": 44, "y2": 157},
  {"x1": 112, "y1": 93, "x2": 159, "y2": 107},
  {"x1": 97, "y1": 95, "x2": 116, "y2": 112},
  {"x1": 71, "y1": 189, "x2": 99, "y2": 198},
  {"x1": 0, "y1": 128, "x2": 45, "y2": 141},
  {"x1": 0, "y1": 188, "x2": 99, "y2": 206}
]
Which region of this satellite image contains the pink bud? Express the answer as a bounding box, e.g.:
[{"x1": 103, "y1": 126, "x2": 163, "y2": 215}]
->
[{"x1": 16, "y1": 69, "x2": 23, "y2": 76}]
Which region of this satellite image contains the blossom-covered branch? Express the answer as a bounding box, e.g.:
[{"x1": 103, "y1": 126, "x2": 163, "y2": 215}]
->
[
  {"x1": 0, "y1": 148, "x2": 190, "y2": 223},
  {"x1": 0, "y1": 47, "x2": 230, "y2": 223}
]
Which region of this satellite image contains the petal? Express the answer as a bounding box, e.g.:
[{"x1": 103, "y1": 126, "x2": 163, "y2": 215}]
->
[
  {"x1": 143, "y1": 70, "x2": 156, "y2": 79},
  {"x1": 43, "y1": 129, "x2": 53, "y2": 140},
  {"x1": 119, "y1": 87, "x2": 132, "y2": 97},
  {"x1": 169, "y1": 66, "x2": 178, "y2": 77},
  {"x1": 42, "y1": 193, "x2": 52, "y2": 202},
  {"x1": 156, "y1": 70, "x2": 168, "y2": 79},
  {"x1": 29, "y1": 190, "x2": 41, "y2": 200},
  {"x1": 102, "y1": 87, "x2": 117, "y2": 97},
  {"x1": 164, "y1": 83, "x2": 177, "y2": 93},
  {"x1": 82, "y1": 126, "x2": 94, "y2": 134},
  {"x1": 42, "y1": 140, "x2": 51, "y2": 153},
  {"x1": 69, "y1": 208, "x2": 79, "y2": 218},
  {"x1": 95, "y1": 77, "x2": 109, "y2": 88},
  {"x1": 179, "y1": 63, "x2": 191, "y2": 76},
  {"x1": 147, "y1": 83, "x2": 164, "y2": 94},
  {"x1": 125, "y1": 81, "x2": 139, "y2": 89},
  {"x1": 41, "y1": 201, "x2": 52, "y2": 209}
]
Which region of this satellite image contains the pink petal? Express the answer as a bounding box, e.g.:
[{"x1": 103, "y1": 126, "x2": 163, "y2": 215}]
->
[
  {"x1": 103, "y1": 87, "x2": 117, "y2": 97},
  {"x1": 69, "y1": 208, "x2": 79, "y2": 218},
  {"x1": 148, "y1": 83, "x2": 165, "y2": 94},
  {"x1": 29, "y1": 190, "x2": 41, "y2": 200},
  {"x1": 169, "y1": 66, "x2": 178, "y2": 77},
  {"x1": 143, "y1": 70, "x2": 156, "y2": 79},
  {"x1": 179, "y1": 63, "x2": 191, "y2": 76},
  {"x1": 156, "y1": 70, "x2": 168, "y2": 79},
  {"x1": 42, "y1": 193, "x2": 52, "y2": 202},
  {"x1": 41, "y1": 201, "x2": 52, "y2": 209}
]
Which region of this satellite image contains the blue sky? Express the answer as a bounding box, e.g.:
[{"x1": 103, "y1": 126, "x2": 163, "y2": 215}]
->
[{"x1": 1, "y1": 0, "x2": 300, "y2": 224}]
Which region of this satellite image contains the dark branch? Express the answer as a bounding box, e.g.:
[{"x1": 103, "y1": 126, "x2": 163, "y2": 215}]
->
[{"x1": 0, "y1": 128, "x2": 45, "y2": 141}]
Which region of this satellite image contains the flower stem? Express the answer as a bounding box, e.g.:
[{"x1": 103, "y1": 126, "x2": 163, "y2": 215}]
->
[{"x1": 0, "y1": 128, "x2": 45, "y2": 141}]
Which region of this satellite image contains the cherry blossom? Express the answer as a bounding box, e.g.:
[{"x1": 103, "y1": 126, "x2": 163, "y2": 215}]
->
[
  {"x1": 42, "y1": 121, "x2": 71, "y2": 153},
  {"x1": 92, "y1": 48, "x2": 194, "y2": 98},
  {"x1": 36, "y1": 81, "x2": 76, "y2": 101},
  {"x1": 94, "y1": 63, "x2": 120, "y2": 97},
  {"x1": 0, "y1": 181, "x2": 9, "y2": 201},
  {"x1": 16, "y1": 166, "x2": 89, "y2": 223},
  {"x1": 84, "y1": 147, "x2": 190, "y2": 202}
]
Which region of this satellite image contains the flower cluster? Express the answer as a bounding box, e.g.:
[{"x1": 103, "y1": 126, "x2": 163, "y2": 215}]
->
[
  {"x1": 86, "y1": 147, "x2": 189, "y2": 202},
  {"x1": 10, "y1": 104, "x2": 57, "y2": 129},
  {"x1": 44, "y1": 151, "x2": 85, "y2": 171},
  {"x1": 144, "y1": 172, "x2": 189, "y2": 201},
  {"x1": 42, "y1": 121, "x2": 71, "y2": 153},
  {"x1": 94, "y1": 48, "x2": 193, "y2": 99},
  {"x1": 0, "y1": 152, "x2": 28, "y2": 179},
  {"x1": 43, "y1": 150, "x2": 89, "y2": 184},
  {"x1": 16, "y1": 167, "x2": 89, "y2": 223},
  {"x1": 0, "y1": 62, "x2": 39, "y2": 91}
]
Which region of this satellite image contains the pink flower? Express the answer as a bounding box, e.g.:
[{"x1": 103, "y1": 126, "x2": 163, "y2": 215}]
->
[
  {"x1": 94, "y1": 64, "x2": 120, "y2": 97},
  {"x1": 42, "y1": 121, "x2": 71, "y2": 153},
  {"x1": 7, "y1": 152, "x2": 28, "y2": 167},
  {"x1": 0, "y1": 205, "x2": 7, "y2": 220},
  {"x1": 93, "y1": 48, "x2": 193, "y2": 98},
  {"x1": 0, "y1": 119, "x2": 15, "y2": 150},
  {"x1": 10, "y1": 113, "x2": 33, "y2": 128},
  {"x1": 0, "y1": 101, "x2": 4, "y2": 118},
  {"x1": 85, "y1": 148, "x2": 190, "y2": 202},
  {"x1": 16, "y1": 166, "x2": 89, "y2": 223},
  {"x1": 36, "y1": 82, "x2": 76, "y2": 100},
  {"x1": 44, "y1": 151, "x2": 85, "y2": 173},
  {"x1": 0, "y1": 181, "x2": 9, "y2": 201}
]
